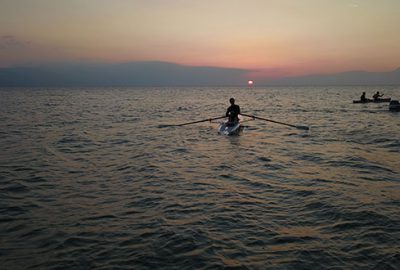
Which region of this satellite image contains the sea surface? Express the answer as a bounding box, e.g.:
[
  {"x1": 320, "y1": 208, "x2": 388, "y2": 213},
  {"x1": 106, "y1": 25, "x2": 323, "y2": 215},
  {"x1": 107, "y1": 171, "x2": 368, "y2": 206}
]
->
[{"x1": 0, "y1": 86, "x2": 399, "y2": 270}]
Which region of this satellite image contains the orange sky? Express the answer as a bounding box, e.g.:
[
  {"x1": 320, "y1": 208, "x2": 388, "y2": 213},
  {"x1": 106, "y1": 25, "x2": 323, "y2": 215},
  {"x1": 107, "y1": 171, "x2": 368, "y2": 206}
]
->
[{"x1": 1, "y1": 0, "x2": 400, "y2": 77}]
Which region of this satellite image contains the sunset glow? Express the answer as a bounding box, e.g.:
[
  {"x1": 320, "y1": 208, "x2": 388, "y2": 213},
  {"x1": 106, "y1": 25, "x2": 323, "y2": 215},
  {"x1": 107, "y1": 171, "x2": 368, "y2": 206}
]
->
[{"x1": 1, "y1": 0, "x2": 399, "y2": 77}]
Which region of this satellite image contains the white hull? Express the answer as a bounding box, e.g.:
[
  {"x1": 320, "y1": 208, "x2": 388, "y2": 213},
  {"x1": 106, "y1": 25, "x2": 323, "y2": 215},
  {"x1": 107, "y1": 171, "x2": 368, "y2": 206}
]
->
[{"x1": 218, "y1": 121, "x2": 243, "y2": 135}]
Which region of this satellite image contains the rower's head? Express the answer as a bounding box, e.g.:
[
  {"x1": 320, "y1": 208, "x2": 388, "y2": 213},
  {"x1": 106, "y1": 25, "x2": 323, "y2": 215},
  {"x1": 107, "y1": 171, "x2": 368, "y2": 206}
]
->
[{"x1": 229, "y1": 98, "x2": 235, "y2": 105}]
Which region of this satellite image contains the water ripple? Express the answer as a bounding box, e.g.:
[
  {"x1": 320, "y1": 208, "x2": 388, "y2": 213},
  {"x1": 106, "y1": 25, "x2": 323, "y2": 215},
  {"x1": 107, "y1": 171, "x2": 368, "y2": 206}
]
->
[{"x1": 0, "y1": 86, "x2": 399, "y2": 269}]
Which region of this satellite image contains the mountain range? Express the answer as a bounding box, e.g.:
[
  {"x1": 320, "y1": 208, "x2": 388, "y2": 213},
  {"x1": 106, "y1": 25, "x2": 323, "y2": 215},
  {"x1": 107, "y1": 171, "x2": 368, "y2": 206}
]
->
[
  {"x1": 267, "y1": 68, "x2": 400, "y2": 86},
  {"x1": 0, "y1": 61, "x2": 399, "y2": 86}
]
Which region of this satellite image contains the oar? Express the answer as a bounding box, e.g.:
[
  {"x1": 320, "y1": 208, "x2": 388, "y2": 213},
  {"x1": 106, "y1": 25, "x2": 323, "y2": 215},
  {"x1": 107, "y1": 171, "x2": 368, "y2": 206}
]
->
[
  {"x1": 241, "y1": 113, "x2": 309, "y2": 130},
  {"x1": 159, "y1": 116, "x2": 226, "y2": 127}
]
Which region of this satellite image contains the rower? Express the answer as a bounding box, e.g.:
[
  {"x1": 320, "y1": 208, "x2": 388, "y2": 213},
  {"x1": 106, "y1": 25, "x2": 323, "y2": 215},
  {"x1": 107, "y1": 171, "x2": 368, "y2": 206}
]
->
[
  {"x1": 373, "y1": 91, "x2": 383, "y2": 101},
  {"x1": 226, "y1": 98, "x2": 241, "y2": 126},
  {"x1": 360, "y1": 92, "x2": 367, "y2": 102}
]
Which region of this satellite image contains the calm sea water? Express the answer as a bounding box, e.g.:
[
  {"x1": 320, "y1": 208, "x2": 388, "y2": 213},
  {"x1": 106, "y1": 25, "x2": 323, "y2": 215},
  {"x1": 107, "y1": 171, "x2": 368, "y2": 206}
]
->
[{"x1": 0, "y1": 86, "x2": 399, "y2": 269}]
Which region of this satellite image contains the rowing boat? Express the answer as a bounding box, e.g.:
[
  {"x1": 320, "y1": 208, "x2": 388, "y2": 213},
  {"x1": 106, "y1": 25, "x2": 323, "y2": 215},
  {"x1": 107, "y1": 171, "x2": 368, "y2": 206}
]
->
[
  {"x1": 353, "y1": 98, "x2": 391, "y2": 104},
  {"x1": 218, "y1": 121, "x2": 243, "y2": 135}
]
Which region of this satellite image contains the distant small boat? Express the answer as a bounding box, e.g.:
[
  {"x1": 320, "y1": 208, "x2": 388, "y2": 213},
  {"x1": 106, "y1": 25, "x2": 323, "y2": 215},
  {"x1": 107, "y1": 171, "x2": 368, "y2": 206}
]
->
[
  {"x1": 218, "y1": 121, "x2": 243, "y2": 135},
  {"x1": 353, "y1": 98, "x2": 391, "y2": 104},
  {"x1": 389, "y1": 100, "x2": 400, "y2": 111}
]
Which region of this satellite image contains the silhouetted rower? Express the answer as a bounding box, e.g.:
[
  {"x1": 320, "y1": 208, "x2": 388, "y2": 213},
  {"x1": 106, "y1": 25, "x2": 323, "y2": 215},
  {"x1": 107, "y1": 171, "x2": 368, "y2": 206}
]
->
[
  {"x1": 226, "y1": 98, "x2": 241, "y2": 124},
  {"x1": 360, "y1": 92, "x2": 367, "y2": 101}
]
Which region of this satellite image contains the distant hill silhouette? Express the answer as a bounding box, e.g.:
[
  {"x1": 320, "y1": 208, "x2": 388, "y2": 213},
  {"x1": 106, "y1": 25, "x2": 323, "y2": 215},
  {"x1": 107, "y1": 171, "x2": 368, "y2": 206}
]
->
[
  {"x1": 0, "y1": 61, "x2": 399, "y2": 86},
  {"x1": 267, "y1": 68, "x2": 400, "y2": 85},
  {"x1": 0, "y1": 61, "x2": 248, "y2": 86}
]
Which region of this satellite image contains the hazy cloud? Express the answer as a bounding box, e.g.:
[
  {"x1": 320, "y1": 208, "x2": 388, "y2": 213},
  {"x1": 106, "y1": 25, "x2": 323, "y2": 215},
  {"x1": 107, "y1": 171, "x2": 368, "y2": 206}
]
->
[
  {"x1": 349, "y1": 1, "x2": 360, "y2": 8},
  {"x1": 0, "y1": 35, "x2": 71, "y2": 68},
  {"x1": 0, "y1": 35, "x2": 31, "y2": 50}
]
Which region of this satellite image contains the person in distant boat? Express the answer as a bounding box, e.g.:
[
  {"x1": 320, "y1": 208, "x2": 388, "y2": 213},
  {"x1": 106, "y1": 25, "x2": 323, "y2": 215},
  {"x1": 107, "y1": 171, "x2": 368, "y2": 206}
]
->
[
  {"x1": 226, "y1": 98, "x2": 241, "y2": 123},
  {"x1": 373, "y1": 91, "x2": 383, "y2": 101},
  {"x1": 360, "y1": 92, "x2": 367, "y2": 101}
]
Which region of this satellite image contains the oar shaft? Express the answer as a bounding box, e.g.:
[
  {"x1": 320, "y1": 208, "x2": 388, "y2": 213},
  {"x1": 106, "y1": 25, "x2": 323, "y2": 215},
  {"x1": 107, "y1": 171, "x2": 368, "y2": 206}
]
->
[
  {"x1": 175, "y1": 116, "x2": 226, "y2": 126},
  {"x1": 258, "y1": 117, "x2": 297, "y2": 128},
  {"x1": 241, "y1": 113, "x2": 301, "y2": 129}
]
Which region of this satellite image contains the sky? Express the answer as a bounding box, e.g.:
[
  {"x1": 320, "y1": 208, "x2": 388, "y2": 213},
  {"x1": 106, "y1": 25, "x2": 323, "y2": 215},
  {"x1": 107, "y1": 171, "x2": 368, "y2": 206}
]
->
[{"x1": 1, "y1": 0, "x2": 400, "y2": 78}]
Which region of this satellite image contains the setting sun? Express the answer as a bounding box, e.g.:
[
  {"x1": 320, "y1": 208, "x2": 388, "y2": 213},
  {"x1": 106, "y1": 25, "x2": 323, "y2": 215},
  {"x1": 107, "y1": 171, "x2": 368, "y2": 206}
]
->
[{"x1": 247, "y1": 80, "x2": 254, "y2": 86}]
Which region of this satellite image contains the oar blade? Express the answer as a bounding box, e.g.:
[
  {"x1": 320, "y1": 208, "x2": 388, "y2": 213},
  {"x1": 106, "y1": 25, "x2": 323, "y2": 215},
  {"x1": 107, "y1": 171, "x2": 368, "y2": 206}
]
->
[
  {"x1": 158, "y1": 124, "x2": 174, "y2": 128},
  {"x1": 296, "y1": 125, "x2": 310, "y2": 130}
]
